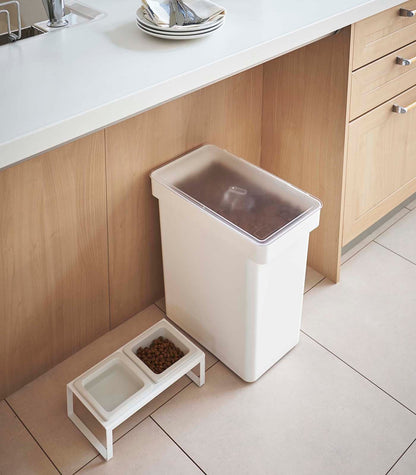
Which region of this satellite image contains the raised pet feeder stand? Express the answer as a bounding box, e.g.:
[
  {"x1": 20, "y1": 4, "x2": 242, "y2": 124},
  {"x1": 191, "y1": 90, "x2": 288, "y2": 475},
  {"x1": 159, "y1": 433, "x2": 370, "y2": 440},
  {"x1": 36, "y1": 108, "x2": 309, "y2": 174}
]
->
[{"x1": 67, "y1": 319, "x2": 205, "y2": 461}]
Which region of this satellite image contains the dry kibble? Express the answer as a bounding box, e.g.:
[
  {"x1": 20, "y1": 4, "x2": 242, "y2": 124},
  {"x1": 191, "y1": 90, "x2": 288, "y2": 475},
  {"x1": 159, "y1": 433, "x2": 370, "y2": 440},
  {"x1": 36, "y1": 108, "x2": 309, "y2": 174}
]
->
[{"x1": 136, "y1": 336, "x2": 184, "y2": 373}]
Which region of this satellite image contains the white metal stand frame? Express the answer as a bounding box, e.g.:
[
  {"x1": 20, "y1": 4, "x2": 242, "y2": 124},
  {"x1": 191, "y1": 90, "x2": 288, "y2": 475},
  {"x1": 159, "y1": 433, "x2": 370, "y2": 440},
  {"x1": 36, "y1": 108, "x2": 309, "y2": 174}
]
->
[{"x1": 67, "y1": 321, "x2": 205, "y2": 461}]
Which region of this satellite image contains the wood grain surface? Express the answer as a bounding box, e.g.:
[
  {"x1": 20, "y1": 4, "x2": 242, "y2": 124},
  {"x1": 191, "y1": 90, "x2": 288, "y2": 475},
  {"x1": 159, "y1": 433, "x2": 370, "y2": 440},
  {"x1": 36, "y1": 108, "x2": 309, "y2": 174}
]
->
[
  {"x1": 0, "y1": 133, "x2": 109, "y2": 398},
  {"x1": 350, "y1": 40, "x2": 416, "y2": 120},
  {"x1": 262, "y1": 28, "x2": 352, "y2": 282},
  {"x1": 353, "y1": 0, "x2": 416, "y2": 70},
  {"x1": 344, "y1": 85, "x2": 416, "y2": 244}
]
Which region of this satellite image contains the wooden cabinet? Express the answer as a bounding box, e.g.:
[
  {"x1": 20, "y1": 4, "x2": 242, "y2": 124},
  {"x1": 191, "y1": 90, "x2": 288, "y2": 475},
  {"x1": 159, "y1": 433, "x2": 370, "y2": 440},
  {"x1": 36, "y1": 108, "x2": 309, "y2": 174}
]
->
[
  {"x1": 343, "y1": 2, "x2": 416, "y2": 245},
  {"x1": 262, "y1": 28, "x2": 351, "y2": 282},
  {"x1": 350, "y1": 40, "x2": 416, "y2": 120},
  {"x1": 0, "y1": 133, "x2": 110, "y2": 398},
  {"x1": 352, "y1": 1, "x2": 416, "y2": 70},
  {"x1": 344, "y1": 86, "x2": 416, "y2": 244}
]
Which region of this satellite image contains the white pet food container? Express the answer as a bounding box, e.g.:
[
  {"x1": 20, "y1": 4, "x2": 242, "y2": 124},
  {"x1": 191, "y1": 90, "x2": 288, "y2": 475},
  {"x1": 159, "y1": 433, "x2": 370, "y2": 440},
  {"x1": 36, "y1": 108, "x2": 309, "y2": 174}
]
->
[{"x1": 151, "y1": 145, "x2": 322, "y2": 382}]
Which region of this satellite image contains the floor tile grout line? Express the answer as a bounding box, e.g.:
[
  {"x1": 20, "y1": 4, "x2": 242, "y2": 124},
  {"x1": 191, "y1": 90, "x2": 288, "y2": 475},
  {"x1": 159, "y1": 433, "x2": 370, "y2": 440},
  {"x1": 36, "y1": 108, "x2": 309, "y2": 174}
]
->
[
  {"x1": 385, "y1": 438, "x2": 416, "y2": 474},
  {"x1": 71, "y1": 385, "x2": 193, "y2": 474},
  {"x1": 151, "y1": 416, "x2": 207, "y2": 474},
  {"x1": 341, "y1": 208, "x2": 410, "y2": 266},
  {"x1": 304, "y1": 276, "x2": 326, "y2": 294},
  {"x1": 374, "y1": 240, "x2": 416, "y2": 268},
  {"x1": 300, "y1": 331, "x2": 416, "y2": 416},
  {"x1": 70, "y1": 390, "x2": 196, "y2": 474},
  {"x1": 149, "y1": 361, "x2": 219, "y2": 419},
  {"x1": 111, "y1": 360, "x2": 219, "y2": 444},
  {"x1": 4, "y1": 399, "x2": 63, "y2": 475},
  {"x1": 72, "y1": 360, "x2": 219, "y2": 474},
  {"x1": 72, "y1": 454, "x2": 99, "y2": 474}
]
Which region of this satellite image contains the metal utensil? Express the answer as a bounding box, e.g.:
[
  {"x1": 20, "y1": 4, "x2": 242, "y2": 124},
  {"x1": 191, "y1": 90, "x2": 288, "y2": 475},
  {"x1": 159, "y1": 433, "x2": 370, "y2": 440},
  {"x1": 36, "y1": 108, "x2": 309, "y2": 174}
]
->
[
  {"x1": 169, "y1": 0, "x2": 205, "y2": 27},
  {"x1": 177, "y1": 0, "x2": 204, "y2": 24},
  {"x1": 169, "y1": 0, "x2": 181, "y2": 26}
]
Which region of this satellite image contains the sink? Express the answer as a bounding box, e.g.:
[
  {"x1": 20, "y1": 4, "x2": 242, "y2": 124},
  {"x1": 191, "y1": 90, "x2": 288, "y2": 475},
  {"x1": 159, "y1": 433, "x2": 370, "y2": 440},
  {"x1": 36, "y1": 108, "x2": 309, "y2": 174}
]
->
[
  {"x1": 0, "y1": 0, "x2": 104, "y2": 46},
  {"x1": 0, "y1": 24, "x2": 44, "y2": 46}
]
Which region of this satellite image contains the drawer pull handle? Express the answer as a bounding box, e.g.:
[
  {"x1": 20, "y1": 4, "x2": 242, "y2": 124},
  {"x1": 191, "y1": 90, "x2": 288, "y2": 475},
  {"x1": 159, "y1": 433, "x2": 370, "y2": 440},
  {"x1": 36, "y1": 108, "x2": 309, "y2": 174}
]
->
[
  {"x1": 399, "y1": 8, "x2": 416, "y2": 17},
  {"x1": 392, "y1": 101, "x2": 416, "y2": 114},
  {"x1": 396, "y1": 55, "x2": 416, "y2": 66}
]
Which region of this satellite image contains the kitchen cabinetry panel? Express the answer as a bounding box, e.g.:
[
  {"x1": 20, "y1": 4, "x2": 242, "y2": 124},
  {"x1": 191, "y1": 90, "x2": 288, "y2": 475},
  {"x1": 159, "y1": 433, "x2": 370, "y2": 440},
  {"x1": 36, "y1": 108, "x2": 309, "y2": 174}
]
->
[
  {"x1": 262, "y1": 28, "x2": 352, "y2": 282},
  {"x1": 344, "y1": 86, "x2": 416, "y2": 243},
  {"x1": 0, "y1": 133, "x2": 110, "y2": 399},
  {"x1": 353, "y1": 0, "x2": 416, "y2": 70},
  {"x1": 351, "y1": 40, "x2": 416, "y2": 119}
]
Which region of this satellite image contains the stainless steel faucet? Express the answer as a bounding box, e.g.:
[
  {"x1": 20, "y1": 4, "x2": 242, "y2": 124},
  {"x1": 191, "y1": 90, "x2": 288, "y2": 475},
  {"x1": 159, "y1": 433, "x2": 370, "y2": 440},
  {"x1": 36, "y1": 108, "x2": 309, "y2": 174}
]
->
[{"x1": 42, "y1": 0, "x2": 68, "y2": 27}]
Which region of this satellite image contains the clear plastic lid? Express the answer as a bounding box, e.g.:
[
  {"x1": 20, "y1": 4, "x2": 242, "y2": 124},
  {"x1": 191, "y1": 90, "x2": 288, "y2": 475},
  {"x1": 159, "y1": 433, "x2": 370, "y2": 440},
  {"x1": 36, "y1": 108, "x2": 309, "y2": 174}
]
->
[{"x1": 151, "y1": 145, "x2": 322, "y2": 243}]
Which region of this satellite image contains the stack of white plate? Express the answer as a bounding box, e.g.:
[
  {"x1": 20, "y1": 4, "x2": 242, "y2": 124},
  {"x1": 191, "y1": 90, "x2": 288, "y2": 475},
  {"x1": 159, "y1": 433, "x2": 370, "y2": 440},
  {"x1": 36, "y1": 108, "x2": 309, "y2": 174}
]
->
[{"x1": 136, "y1": 6, "x2": 225, "y2": 40}]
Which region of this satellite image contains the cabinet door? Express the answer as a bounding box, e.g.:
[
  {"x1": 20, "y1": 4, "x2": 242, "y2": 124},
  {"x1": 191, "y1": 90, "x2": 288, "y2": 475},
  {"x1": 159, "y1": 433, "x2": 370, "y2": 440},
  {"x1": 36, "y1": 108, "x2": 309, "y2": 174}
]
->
[
  {"x1": 343, "y1": 86, "x2": 416, "y2": 245},
  {"x1": 0, "y1": 132, "x2": 109, "y2": 398}
]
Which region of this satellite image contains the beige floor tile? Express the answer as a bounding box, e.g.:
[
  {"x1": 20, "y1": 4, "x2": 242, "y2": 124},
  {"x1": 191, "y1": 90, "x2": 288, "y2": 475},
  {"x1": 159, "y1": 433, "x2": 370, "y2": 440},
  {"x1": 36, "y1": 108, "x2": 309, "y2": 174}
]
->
[
  {"x1": 6, "y1": 305, "x2": 209, "y2": 475},
  {"x1": 389, "y1": 440, "x2": 416, "y2": 475},
  {"x1": 302, "y1": 242, "x2": 416, "y2": 412},
  {"x1": 341, "y1": 207, "x2": 409, "y2": 264},
  {"x1": 0, "y1": 400, "x2": 58, "y2": 474},
  {"x1": 376, "y1": 209, "x2": 416, "y2": 264},
  {"x1": 78, "y1": 418, "x2": 201, "y2": 474},
  {"x1": 153, "y1": 336, "x2": 416, "y2": 475},
  {"x1": 304, "y1": 266, "x2": 324, "y2": 292}
]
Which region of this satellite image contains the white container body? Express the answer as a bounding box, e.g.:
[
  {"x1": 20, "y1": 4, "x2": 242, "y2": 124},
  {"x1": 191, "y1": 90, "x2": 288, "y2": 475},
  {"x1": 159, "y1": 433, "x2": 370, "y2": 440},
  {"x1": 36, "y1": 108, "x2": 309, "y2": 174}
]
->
[{"x1": 151, "y1": 145, "x2": 321, "y2": 382}]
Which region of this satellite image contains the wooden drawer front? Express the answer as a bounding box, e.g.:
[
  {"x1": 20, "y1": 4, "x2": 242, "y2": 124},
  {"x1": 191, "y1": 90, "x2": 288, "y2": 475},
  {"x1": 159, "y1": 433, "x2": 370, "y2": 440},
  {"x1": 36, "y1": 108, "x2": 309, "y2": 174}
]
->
[
  {"x1": 351, "y1": 40, "x2": 416, "y2": 119},
  {"x1": 343, "y1": 85, "x2": 416, "y2": 244},
  {"x1": 353, "y1": 1, "x2": 416, "y2": 70}
]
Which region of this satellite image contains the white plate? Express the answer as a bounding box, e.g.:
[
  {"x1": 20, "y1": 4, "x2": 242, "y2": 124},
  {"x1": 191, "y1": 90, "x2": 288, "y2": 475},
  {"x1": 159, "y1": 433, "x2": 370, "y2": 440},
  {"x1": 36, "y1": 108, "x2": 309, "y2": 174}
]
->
[
  {"x1": 137, "y1": 21, "x2": 223, "y2": 39},
  {"x1": 136, "y1": 6, "x2": 224, "y2": 32},
  {"x1": 137, "y1": 18, "x2": 223, "y2": 34},
  {"x1": 137, "y1": 25, "x2": 222, "y2": 40},
  {"x1": 137, "y1": 25, "x2": 222, "y2": 39}
]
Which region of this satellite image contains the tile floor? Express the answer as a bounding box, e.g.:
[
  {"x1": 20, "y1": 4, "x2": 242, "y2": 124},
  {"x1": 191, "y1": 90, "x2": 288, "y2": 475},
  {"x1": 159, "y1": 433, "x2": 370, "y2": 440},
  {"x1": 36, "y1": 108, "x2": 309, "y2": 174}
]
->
[{"x1": 1, "y1": 201, "x2": 416, "y2": 474}]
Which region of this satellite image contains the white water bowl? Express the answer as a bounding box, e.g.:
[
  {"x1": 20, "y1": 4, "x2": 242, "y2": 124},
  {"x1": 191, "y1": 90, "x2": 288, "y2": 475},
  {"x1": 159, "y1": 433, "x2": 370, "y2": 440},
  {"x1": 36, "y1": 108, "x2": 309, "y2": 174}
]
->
[{"x1": 74, "y1": 353, "x2": 152, "y2": 421}]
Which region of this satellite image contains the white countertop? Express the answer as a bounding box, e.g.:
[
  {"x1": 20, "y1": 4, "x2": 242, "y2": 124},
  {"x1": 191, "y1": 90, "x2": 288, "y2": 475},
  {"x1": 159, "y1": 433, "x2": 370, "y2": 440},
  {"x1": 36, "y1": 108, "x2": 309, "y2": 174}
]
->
[{"x1": 0, "y1": 0, "x2": 403, "y2": 169}]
